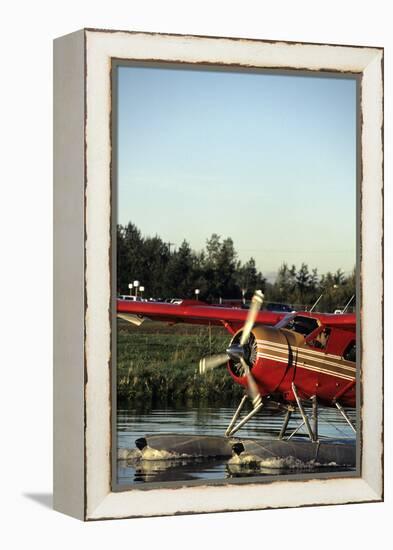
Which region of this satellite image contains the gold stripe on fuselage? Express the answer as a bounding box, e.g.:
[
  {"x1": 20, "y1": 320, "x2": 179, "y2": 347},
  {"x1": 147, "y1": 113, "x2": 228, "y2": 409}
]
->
[
  {"x1": 256, "y1": 352, "x2": 355, "y2": 381},
  {"x1": 256, "y1": 338, "x2": 342, "y2": 360},
  {"x1": 257, "y1": 343, "x2": 356, "y2": 373}
]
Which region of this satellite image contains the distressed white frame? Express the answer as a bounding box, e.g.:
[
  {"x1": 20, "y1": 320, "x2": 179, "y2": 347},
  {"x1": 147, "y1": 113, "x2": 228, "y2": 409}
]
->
[{"x1": 54, "y1": 29, "x2": 383, "y2": 521}]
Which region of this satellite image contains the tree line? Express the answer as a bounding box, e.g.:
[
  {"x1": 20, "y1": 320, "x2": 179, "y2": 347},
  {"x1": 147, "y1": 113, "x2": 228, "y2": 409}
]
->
[{"x1": 117, "y1": 222, "x2": 356, "y2": 312}]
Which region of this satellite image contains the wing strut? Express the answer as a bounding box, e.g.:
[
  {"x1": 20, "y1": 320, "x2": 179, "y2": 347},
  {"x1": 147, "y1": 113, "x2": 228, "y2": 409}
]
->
[{"x1": 220, "y1": 320, "x2": 236, "y2": 335}]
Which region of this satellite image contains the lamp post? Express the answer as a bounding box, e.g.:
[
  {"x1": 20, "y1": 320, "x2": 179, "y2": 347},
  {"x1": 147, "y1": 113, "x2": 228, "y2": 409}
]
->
[
  {"x1": 241, "y1": 288, "x2": 247, "y2": 306},
  {"x1": 139, "y1": 285, "x2": 145, "y2": 300},
  {"x1": 194, "y1": 288, "x2": 200, "y2": 301},
  {"x1": 128, "y1": 283, "x2": 133, "y2": 296},
  {"x1": 133, "y1": 280, "x2": 140, "y2": 298}
]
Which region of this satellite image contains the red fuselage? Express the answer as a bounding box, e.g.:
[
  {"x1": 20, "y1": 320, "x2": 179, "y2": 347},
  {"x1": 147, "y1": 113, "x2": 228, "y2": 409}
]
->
[{"x1": 227, "y1": 321, "x2": 356, "y2": 407}]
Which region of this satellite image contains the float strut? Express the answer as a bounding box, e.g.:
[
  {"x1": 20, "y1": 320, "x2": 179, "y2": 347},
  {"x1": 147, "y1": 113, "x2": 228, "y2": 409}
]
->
[
  {"x1": 311, "y1": 395, "x2": 318, "y2": 441},
  {"x1": 226, "y1": 402, "x2": 263, "y2": 437},
  {"x1": 225, "y1": 395, "x2": 248, "y2": 437},
  {"x1": 278, "y1": 409, "x2": 292, "y2": 440},
  {"x1": 286, "y1": 420, "x2": 305, "y2": 441},
  {"x1": 335, "y1": 401, "x2": 356, "y2": 433},
  {"x1": 292, "y1": 383, "x2": 317, "y2": 442}
]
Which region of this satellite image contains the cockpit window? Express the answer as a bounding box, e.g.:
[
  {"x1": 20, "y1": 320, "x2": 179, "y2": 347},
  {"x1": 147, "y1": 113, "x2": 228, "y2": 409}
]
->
[
  {"x1": 307, "y1": 328, "x2": 331, "y2": 350},
  {"x1": 343, "y1": 341, "x2": 356, "y2": 362},
  {"x1": 280, "y1": 315, "x2": 319, "y2": 336}
]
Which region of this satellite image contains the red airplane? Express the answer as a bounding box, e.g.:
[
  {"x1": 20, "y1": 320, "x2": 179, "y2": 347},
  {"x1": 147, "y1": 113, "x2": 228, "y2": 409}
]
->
[{"x1": 117, "y1": 291, "x2": 356, "y2": 440}]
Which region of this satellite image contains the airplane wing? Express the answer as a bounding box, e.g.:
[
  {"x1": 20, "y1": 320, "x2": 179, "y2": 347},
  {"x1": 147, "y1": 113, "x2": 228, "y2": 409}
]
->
[{"x1": 117, "y1": 299, "x2": 286, "y2": 334}]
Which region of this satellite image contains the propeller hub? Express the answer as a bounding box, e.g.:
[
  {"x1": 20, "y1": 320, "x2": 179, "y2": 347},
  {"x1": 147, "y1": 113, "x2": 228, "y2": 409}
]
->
[{"x1": 226, "y1": 344, "x2": 246, "y2": 362}]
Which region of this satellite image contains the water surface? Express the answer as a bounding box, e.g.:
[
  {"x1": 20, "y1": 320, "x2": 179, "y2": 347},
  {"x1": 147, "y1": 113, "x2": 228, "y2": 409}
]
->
[{"x1": 117, "y1": 404, "x2": 356, "y2": 485}]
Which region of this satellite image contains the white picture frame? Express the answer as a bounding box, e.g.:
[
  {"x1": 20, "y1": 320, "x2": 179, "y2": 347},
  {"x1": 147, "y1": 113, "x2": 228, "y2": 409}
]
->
[{"x1": 53, "y1": 28, "x2": 383, "y2": 520}]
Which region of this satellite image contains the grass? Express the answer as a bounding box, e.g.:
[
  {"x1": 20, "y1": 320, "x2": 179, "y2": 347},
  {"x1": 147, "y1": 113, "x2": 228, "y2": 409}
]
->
[{"x1": 117, "y1": 320, "x2": 243, "y2": 406}]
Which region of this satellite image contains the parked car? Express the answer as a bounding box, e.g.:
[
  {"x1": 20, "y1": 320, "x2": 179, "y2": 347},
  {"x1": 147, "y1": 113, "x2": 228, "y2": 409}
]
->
[
  {"x1": 119, "y1": 295, "x2": 145, "y2": 302},
  {"x1": 265, "y1": 302, "x2": 294, "y2": 313}
]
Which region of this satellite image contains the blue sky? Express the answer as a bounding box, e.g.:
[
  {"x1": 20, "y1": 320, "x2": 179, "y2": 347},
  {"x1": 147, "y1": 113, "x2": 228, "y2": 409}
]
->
[{"x1": 117, "y1": 65, "x2": 357, "y2": 277}]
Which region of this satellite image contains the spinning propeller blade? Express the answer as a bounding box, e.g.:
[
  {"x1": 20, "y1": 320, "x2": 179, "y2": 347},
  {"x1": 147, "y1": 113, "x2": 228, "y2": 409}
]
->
[
  {"x1": 240, "y1": 357, "x2": 262, "y2": 409},
  {"x1": 199, "y1": 290, "x2": 264, "y2": 410},
  {"x1": 240, "y1": 290, "x2": 264, "y2": 346},
  {"x1": 199, "y1": 353, "x2": 229, "y2": 374}
]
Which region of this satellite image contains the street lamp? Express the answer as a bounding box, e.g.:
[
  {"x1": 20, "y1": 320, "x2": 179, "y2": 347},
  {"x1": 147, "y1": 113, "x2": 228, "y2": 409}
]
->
[
  {"x1": 194, "y1": 288, "x2": 200, "y2": 301},
  {"x1": 139, "y1": 285, "x2": 145, "y2": 299},
  {"x1": 128, "y1": 283, "x2": 133, "y2": 296},
  {"x1": 133, "y1": 280, "x2": 140, "y2": 298},
  {"x1": 241, "y1": 288, "x2": 247, "y2": 305}
]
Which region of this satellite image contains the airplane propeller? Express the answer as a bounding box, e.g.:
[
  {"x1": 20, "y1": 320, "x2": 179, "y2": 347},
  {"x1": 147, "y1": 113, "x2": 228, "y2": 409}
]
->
[
  {"x1": 240, "y1": 290, "x2": 264, "y2": 346},
  {"x1": 239, "y1": 357, "x2": 262, "y2": 409},
  {"x1": 199, "y1": 290, "x2": 264, "y2": 409},
  {"x1": 199, "y1": 353, "x2": 230, "y2": 374}
]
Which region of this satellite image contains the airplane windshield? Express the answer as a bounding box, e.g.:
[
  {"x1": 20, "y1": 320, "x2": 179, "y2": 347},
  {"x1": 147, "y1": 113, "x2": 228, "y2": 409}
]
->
[{"x1": 279, "y1": 315, "x2": 319, "y2": 336}]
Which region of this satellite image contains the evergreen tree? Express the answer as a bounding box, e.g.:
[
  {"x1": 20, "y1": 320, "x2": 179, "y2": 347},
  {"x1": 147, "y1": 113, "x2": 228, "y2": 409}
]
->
[
  {"x1": 140, "y1": 236, "x2": 170, "y2": 298},
  {"x1": 215, "y1": 237, "x2": 238, "y2": 299},
  {"x1": 236, "y1": 257, "x2": 266, "y2": 299},
  {"x1": 116, "y1": 222, "x2": 356, "y2": 311},
  {"x1": 117, "y1": 223, "x2": 144, "y2": 294},
  {"x1": 333, "y1": 268, "x2": 345, "y2": 285},
  {"x1": 273, "y1": 263, "x2": 293, "y2": 301},
  {"x1": 203, "y1": 234, "x2": 238, "y2": 300},
  {"x1": 296, "y1": 263, "x2": 311, "y2": 299},
  {"x1": 164, "y1": 240, "x2": 195, "y2": 297}
]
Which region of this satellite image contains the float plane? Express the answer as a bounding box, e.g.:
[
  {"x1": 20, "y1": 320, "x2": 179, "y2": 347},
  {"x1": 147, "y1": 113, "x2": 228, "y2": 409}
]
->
[{"x1": 117, "y1": 292, "x2": 356, "y2": 444}]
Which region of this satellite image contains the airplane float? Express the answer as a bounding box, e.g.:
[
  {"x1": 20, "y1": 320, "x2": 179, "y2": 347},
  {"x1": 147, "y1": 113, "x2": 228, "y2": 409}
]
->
[{"x1": 117, "y1": 291, "x2": 356, "y2": 446}]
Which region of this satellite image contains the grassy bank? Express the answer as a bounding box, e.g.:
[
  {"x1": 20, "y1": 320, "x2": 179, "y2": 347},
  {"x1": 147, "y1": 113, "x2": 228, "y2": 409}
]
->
[{"x1": 117, "y1": 320, "x2": 243, "y2": 405}]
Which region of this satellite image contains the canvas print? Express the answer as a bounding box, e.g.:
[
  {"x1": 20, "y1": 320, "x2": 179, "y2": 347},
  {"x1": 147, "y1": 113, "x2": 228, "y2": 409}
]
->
[{"x1": 114, "y1": 63, "x2": 358, "y2": 487}]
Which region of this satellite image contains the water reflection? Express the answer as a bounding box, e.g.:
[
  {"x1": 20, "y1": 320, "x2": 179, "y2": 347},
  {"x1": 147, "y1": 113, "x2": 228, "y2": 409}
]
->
[
  {"x1": 119, "y1": 457, "x2": 227, "y2": 483},
  {"x1": 117, "y1": 404, "x2": 356, "y2": 485}
]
